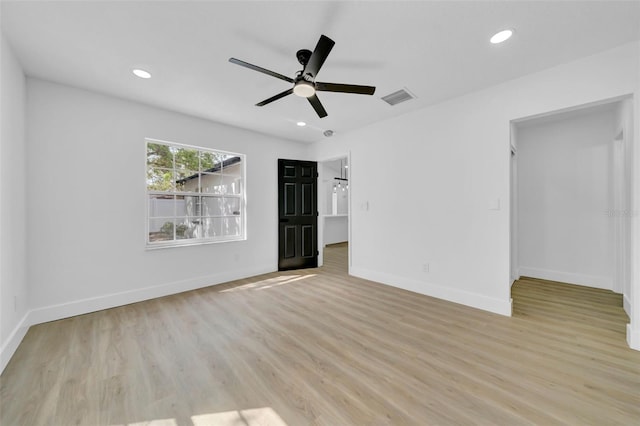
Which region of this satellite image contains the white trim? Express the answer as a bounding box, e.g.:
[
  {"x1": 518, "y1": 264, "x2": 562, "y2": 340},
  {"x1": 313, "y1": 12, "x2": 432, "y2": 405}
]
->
[
  {"x1": 0, "y1": 312, "x2": 30, "y2": 373},
  {"x1": 347, "y1": 150, "x2": 352, "y2": 274},
  {"x1": 518, "y1": 266, "x2": 613, "y2": 290},
  {"x1": 0, "y1": 264, "x2": 274, "y2": 373},
  {"x1": 27, "y1": 264, "x2": 273, "y2": 325},
  {"x1": 350, "y1": 267, "x2": 512, "y2": 316},
  {"x1": 511, "y1": 95, "x2": 633, "y2": 124},
  {"x1": 624, "y1": 294, "x2": 631, "y2": 317},
  {"x1": 627, "y1": 324, "x2": 640, "y2": 351},
  {"x1": 145, "y1": 137, "x2": 243, "y2": 157},
  {"x1": 146, "y1": 234, "x2": 247, "y2": 250}
]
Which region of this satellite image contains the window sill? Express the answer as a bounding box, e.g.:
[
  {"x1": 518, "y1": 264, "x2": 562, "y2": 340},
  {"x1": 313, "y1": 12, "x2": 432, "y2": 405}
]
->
[{"x1": 146, "y1": 236, "x2": 246, "y2": 250}]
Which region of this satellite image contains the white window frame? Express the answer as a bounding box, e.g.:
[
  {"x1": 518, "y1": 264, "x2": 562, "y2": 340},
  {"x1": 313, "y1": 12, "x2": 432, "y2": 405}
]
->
[{"x1": 145, "y1": 138, "x2": 246, "y2": 249}]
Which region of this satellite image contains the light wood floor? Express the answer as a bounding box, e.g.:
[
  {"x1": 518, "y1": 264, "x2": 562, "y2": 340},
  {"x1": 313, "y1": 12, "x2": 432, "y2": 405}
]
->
[{"x1": 1, "y1": 244, "x2": 639, "y2": 425}]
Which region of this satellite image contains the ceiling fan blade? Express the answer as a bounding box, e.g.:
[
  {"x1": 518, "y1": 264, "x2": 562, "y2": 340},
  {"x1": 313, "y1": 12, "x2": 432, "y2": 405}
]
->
[
  {"x1": 256, "y1": 88, "x2": 294, "y2": 106},
  {"x1": 316, "y1": 82, "x2": 376, "y2": 95},
  {"x1": 229, "y1": 58, "x2": 294, "y2": 83},
  {"x1": 307, "y1": 94, "x2": 328, "y2": 118},
  {"x1": 303, "y1": 35, "x2": 335, "y2": 78}
]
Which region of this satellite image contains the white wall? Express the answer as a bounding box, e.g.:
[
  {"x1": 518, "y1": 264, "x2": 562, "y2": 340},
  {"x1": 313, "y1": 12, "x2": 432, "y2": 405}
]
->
[
  {"x1": 628, "y1": 41, "x2": 640, "y2": 350},
  {"x1": 324, "y1": 216, "x2": 348, "y2": 246},
  {"x1": 612, "y1": 99, "x2": 634, "y2": 314},
  {"x1": 25, "y1": 78, "x2": 306, "y2": 324},
  {"x1": 516, "y1": 106, "x2": 617, "y2": 290},
  {"x1": 0, "y1": 34, "x2": 29, "y2": 371},
  {"x1": 308, "y1": 41, "x2": 639, "y2": 317}
]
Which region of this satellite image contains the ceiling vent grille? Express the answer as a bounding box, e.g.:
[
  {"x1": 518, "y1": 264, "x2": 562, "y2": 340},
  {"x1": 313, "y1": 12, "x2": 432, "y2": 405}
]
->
[{"x1": 381, "y1": 88, "x2": 415, "y2": 106}]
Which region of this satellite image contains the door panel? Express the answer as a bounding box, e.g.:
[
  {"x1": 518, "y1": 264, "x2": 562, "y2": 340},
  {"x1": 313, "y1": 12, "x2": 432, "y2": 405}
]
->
[
  {"x1": 284, "y1": 226, "x2": 296, "y2": 258},
  {"x1": 278, "y1": 159, "x2": 318, "y2": 270},
  {"x1": 301, "y1": 225, "x2": 314, "y2": 257},
  {"x1": 284, "y1": 183, "x2": 296, "y2": 215},
  {"x1": 301, "y1": 183, "x2": 314, "y2": 215}
]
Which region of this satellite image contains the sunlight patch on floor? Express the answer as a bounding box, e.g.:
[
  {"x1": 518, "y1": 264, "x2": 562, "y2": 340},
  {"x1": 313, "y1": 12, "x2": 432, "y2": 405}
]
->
[
  {"x1": 192, "y1": 407, "x2": 287, "y2": 426},
  {"x1": 122, "y1": 418, "x2": 178, "y2": 426},
  {"x1": 112, "y1": 407, "x2": 287, "y2": 426},
  {"x1": 219, "y1": 274, "x2": 316, "y2": 293}
]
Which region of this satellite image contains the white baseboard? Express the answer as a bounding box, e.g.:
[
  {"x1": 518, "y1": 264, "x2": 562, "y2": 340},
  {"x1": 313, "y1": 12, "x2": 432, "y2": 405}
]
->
[
  {"x1": 518, "y1": 266, "x2": 612, "y2": 290},
  {"x1": 0, "y1": 312, "x2": 30, "y2": 373},
  {"x1": 627, "y1": 324, "x2": 640, "y2": 351},
  {"x1": 1, "y1": 264, "x2": 274, "y2": 374},
  {"x1": 350, "y1": 267, "x2": 512, "y2": 317},
  {"x1": 623, "y1": 294, "x2": 631, "y2": 317}
]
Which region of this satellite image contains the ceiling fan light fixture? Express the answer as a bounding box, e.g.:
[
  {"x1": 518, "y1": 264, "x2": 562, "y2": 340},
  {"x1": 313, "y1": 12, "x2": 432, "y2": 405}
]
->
[
  {"x1": 293, "y1": 81, "x2": 315, "y2": 98},
  {"x1": 490, "y1": 29, "x2": 514, "y2": 44}
]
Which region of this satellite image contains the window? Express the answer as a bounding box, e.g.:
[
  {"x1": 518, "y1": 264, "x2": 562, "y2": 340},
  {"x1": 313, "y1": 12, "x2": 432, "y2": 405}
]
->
[{"x1": 146, "y1": 139, "x2": 245, "y2": 248}]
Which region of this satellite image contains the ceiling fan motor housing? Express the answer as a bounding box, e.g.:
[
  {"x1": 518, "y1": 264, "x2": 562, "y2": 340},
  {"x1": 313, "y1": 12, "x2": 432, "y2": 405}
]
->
[{"x1": 296, "y1": 49, "x2": 312, "y2": 66}]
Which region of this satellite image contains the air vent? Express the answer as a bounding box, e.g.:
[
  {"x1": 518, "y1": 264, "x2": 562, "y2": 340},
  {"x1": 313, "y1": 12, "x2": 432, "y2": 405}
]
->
[{"x1": 381, "y1": 88, "x2": 415, "y2": 106}]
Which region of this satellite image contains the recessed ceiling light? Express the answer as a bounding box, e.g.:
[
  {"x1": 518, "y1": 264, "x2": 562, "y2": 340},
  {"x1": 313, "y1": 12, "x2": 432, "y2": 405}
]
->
[
  {"x1": 490, "y1": 29, "x2": 514, "y2": 44},
  {"x1": 296, "y1": 121, "x2": 307, "y2": 127},
  {"x1": 132, "y1": 68, "x2": 152, "y2": 79}
]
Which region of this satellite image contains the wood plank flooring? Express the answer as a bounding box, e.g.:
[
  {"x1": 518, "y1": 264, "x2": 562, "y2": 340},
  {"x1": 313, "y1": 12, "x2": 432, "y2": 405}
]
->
[{"x1": 1, "y1": 244, "x2": 639, "y2": 425}]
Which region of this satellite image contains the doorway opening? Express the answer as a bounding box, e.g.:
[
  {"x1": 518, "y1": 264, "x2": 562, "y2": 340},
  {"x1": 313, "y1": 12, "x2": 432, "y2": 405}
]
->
[
  {"x1": 318, "y1": 154, "x2": 350, "y2": 269},
  {"x1": 510, "y1": 97, "x2": 634, "y2": 342}
]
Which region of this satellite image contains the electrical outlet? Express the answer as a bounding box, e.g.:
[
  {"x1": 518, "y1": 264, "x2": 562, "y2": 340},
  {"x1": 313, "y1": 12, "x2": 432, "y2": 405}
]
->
[{"x1": 422, "y1": 263, "x2": 430, "y2": 273}]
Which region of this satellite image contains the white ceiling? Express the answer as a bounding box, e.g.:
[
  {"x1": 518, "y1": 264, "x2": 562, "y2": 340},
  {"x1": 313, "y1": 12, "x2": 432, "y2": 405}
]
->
[{"x1": 2, "y1": 1, "x2": 639, "y2": 144}]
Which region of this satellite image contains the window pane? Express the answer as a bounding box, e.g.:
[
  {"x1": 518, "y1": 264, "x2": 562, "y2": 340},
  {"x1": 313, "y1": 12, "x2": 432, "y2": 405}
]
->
[
  {"x1": 184, "y1": 196, "x2": 201, "y2": 217},
  {"x1": 147, "y1": 143, "x2": 174, "y2": 169},
  {"x1": 202, "y1": 217, "x2": 223, "y2": 238},
  {"x1": 222, "y1": 157, "x2": 243, "y2": 177},
  {"x1": 218, "y1": 154, "x2": 239, "y2": 172},
  {"x1": 221, "y1": 176, "x2": 243, "y2": 195},
  {"x1": 175, "y1": 218, "x2": 199, "y2": 240},
  {"x1": 202, "y1": 196, "x2": 223, "y2": 216},
  {"x1": 147, "y1": 168, "x2": 174, "y2": 191},
  {"x1": 149, "y1": 194, "x2": 175, "y2": 218},
  {"x1": 175, "y1": 195, "x2": 187, "y2": 217},
  {"x1": 222, "y1": 217, "x2": 242, "y2": 237},
  {"x1": 200, "y1": 151, "x2": 221, "y2": 171},
  {"x1": 222, "y1": 197, "x2": 240, "y2": 216},
  {"x1": 175, "y1": 171, "x2": 199, "y2": 192},
  {"x1": 200, "y1": 173, "x2": 223, "y2": 194},
  {"x1": 149, "y1": 218, "x2": 175, "y2": 242},
  {"x1": 174, "y1": 147, "x2": 199, "y2": 172}
]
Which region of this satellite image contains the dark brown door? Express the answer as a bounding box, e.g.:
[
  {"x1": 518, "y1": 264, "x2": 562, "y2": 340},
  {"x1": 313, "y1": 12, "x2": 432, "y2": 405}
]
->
[{"x1": 278, "y1": 159, "x2": 318, "y2": 270}]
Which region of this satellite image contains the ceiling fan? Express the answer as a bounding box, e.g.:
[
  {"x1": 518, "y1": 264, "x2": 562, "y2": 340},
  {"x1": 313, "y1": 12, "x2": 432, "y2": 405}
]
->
[{"x1": 229, "y1": 35, "x2": 376, "y2": 118}]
